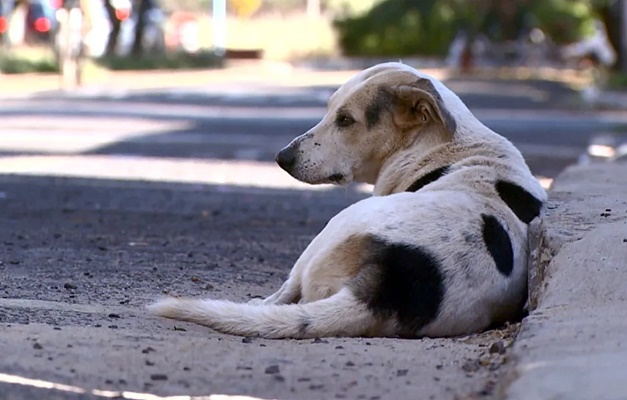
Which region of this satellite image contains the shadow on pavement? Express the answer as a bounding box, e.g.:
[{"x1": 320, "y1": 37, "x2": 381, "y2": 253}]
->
[
  {"x1": 0, "y1": 76, "x2": 590, "y2": 180},
  {"x1": 0, "y1": 174, "x2": 366, "y2": 309}
]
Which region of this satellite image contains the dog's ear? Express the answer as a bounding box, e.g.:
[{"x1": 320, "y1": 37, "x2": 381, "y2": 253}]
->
[{"x1": 388, "y1": 79, "x2": 456, "y2": 137}]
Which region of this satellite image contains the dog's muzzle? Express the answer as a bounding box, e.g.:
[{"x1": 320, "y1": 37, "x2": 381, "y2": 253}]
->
[{"x1": 275, "y1": 145, "x2": 297, "y2": 173}]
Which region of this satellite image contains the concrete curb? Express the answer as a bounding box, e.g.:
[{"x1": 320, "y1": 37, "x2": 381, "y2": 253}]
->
[{"x1": 501, "y1": 162, "x2": 627, "y2": 400}]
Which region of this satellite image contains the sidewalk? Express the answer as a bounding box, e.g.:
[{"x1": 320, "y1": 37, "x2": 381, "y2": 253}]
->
[{"x1": 499, "y1": 162, "x2": 627, "y2": 399}]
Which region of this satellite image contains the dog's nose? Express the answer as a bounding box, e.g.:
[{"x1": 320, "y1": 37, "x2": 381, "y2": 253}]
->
[{"x1": 275, "y1": 146, "x2": 297, "y2": 172}]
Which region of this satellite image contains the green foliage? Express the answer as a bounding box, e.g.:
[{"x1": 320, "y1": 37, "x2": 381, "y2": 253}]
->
[
  {"x1": 334, "y1": 0, "x2": 458, "y2": 57},
  {"x1": 334, "y1": 0, "x2": 608, "y2": 57},
  {"x1": 0, "y1": 53, "x2": 59, "y2": 74},
  {"x1": 608, "y1": 71, "x2": 627, "y2": 89},
  {"x1": 95, "y1": 51, "x2": 224, "y2": 71},
  {"x1": 531, "y1": 0, "x2": 596, "y2": 44},
  {"x1": 324, "y1": 0, "x2": 384, "y2": 18}
]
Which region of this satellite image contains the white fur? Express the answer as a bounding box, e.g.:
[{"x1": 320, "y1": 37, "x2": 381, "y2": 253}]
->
[{"x1": 148, "y1": 62, "x2": 547, "y2": 338}]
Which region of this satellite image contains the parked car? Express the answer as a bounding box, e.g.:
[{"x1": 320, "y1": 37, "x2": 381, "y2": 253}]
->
[
  {"x1": 0, "y1": 0, "x2": 12, "y2": 45},
  {"x1": 24, "y1": 0, "x2": 58, "y2": 44}
]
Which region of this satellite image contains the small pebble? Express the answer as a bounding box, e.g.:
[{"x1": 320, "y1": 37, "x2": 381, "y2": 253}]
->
[
  {"x1": 489, "y1": 340, "x2": 506, "y2": 354},
  {"x1": 396, "y1": 369, "x2": 408, "y2": 377},
  {"x1": 242, "y1": 337, "x2": 253, "y2": 344},
  {"x1": 150, "y1": 374, "x2": 168, "y2": 381},
  {"x1": 63, "y1": 283, "x2": 77, "y2": 290},
  {"x1": 462, "y1": 360, "x2": 480, "y2": 373},
  {"x1": 141, "y1": 347, "x2": 156, "y2": 354},
  {"x1": 265, "y1": 365, "x2": 280, "y2": 374},
  {"x1": 108, "y1": 313, "x2": 120, "y2": 319},
  {"x1": 33, "y1": 343, "x2": 43, "y2": 350}
]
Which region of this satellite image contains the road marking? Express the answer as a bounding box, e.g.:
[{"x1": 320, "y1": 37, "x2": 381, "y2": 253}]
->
[
  {"x1": 0, "y1": 155, "x2": 554, "y2": 192},
  {"x1": 0, "y1": 372, "x2": 271, "y2": 400},
  {"x1": 0, "y1": 155, "x2": 335, "y2": 191},
  {"x1": 0, "y1": 298, "x2": 135, "y2": 316}
]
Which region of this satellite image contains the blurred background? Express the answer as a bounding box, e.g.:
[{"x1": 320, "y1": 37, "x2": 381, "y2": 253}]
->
[
  {"x1": 0, "y1": 0, "x2": 626, "y2": 74},
  {"x1": 0, "y1": 0, "x2": 626, "y2": 187}
]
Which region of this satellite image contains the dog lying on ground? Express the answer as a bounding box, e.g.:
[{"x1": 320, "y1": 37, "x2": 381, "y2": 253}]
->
[{"x1": 148, "y1": 62, "x2": 547, "y2": 338}]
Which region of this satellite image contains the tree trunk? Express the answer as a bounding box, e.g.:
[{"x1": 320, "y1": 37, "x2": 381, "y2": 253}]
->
[
  {"x1": 619, "y1": 0, "x2": 627, "y2": 71},
  {"x1": 131, "y1": 0, "x2": 149, "y2": 57},
  {"x1": 103, "y1": 0, "x2": 120, "y2": 57},
  {"x1": 596, "y1": 0, "x2": 625, "y2": 71}
]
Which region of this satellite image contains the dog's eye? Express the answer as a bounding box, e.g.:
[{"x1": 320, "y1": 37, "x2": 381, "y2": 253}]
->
[{"x1": 336, "y1": 114, "x2": 356, "y2": 128}]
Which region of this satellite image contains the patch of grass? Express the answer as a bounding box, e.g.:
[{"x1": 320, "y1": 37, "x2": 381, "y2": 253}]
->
[
  {"x1": 607, "y1": 71, "x2": 627, "y2": 90},
  {"x1": 0, "y1": 46, "x2": 59, "y2": 74},
  {"x1": 0, "y1": 45, "x2": 223, "y2": 74},
  {"x1": 95, "y1": 50, "x2": 224, "y2": 71}
]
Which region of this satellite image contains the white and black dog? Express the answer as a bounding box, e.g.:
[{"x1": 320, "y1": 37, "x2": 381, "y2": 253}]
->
[{"x1": 148, "y1": 62, "x2": 547, "y2": 338}]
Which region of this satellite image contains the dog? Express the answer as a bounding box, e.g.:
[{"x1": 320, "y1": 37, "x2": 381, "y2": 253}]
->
[{"x1": 148, "y1": 62, "x2": 547, "y2": 338}]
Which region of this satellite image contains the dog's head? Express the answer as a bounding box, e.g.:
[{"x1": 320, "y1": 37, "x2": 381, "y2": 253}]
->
[{"x1": 276, "y1": 63, "x2": 458, "y2": 185}]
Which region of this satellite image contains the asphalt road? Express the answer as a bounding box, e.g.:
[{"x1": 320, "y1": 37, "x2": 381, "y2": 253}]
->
[
  {"x1": 0, "y1": 75, "x2": 626, "y2": 400},
  {"x1": 1, "y1": 76, "x2": 627, "y2": 177}
]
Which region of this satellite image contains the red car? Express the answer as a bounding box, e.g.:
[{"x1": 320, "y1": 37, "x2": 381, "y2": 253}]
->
[{"x1": 24, "y1": 0, "x2": 58, "y2": 44}]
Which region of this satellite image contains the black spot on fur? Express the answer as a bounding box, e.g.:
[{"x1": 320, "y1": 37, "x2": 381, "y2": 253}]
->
[
  {"x1": 352, "y1": 236, "x2": 445, "y2": 335},
  {"x1": 405, "y1": 166, "x2": 450, "y2": 192},
  {"x1": 481, "y1": 214, "x2": 514, "y2": 277},
  {"x1": 495, "y1": 180, "x2": 543, "y2": 224},
  {"x1": 365, "y1": 88, "x2": 393, "y2": 129}
]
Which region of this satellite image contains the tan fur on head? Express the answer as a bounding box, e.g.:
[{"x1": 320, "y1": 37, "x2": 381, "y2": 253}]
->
[
  {"x1": 275, "y1": 63, "x2": 463, "y2": 187},
  {"x1": 388, "y1": 80, "x2": 456, "y2": 136}
]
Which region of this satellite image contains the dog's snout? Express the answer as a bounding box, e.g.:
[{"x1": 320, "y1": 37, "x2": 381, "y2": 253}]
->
[{"x1": 276, "y1": 146, "x2": 297, "y2": 172}]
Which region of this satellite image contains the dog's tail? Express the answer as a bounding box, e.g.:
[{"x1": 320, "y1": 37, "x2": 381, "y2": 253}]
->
[{"x1": 147, "y1": 288, "x2": 380, "y2": 338}]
